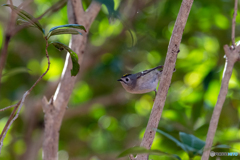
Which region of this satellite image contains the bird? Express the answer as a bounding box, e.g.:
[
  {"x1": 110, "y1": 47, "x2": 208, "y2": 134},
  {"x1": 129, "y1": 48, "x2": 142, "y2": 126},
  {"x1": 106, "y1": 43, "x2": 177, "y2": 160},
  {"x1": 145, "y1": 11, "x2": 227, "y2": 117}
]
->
[{"x1": 118, "y1": 65, "x2": 164, "y2": 95}]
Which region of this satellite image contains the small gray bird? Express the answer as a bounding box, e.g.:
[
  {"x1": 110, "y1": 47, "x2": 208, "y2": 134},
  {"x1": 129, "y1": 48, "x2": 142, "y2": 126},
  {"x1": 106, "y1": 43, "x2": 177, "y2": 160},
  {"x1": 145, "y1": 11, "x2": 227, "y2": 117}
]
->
[{"x1": 118, "y1": 65, "x2": 164, "y2": 95}]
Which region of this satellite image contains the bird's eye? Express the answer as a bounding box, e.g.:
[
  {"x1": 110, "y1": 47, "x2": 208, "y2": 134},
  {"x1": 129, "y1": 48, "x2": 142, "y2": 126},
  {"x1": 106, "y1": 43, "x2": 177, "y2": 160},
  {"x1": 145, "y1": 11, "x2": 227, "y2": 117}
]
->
[{"x1": 125, "y1": 78, "x2": 129, "y2": 82}]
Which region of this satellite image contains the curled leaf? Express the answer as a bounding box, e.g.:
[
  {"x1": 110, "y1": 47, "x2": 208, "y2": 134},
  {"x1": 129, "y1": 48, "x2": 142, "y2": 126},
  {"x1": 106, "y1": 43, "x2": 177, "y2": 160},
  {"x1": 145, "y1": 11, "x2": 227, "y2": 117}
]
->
[
  {"x1": 49, "y1": 24, "x2": 86, "y2": 33},
  {"x1": 50, "y1": 42, "x2": 80, "y2": 76}
]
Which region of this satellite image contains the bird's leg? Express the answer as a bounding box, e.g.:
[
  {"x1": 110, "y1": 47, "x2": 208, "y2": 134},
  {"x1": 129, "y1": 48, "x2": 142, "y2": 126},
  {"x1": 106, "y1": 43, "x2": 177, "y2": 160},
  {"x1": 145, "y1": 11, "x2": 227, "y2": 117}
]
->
[{"x1": 153, "y1": 89, "x2": 157, "y2": 101}]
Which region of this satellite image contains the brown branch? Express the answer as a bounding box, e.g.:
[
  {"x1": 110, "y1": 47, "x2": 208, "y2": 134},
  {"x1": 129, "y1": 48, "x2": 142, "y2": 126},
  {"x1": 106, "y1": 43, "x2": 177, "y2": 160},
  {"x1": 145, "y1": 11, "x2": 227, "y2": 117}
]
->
[
  {"x1": 42, "y1": 96, "x2": 59, "y2": 160},
  {"x1": 202, "y1": 1, "x2": 239, "y2": 159},
  {"x1": 232, "y1": 0, "x2": 238, "y2": 48},
  {"x1": 201, "y1": 45, "x2": 239, "y2": 160},
  {"x1": 86, "y1": 1, "x2": 102, "y2": 26},
  {"x1": 136, "y1": 0, "x2": 194, "y2": 159},
  {"x1": 41, "y1": 1, "x2": 101, "y2": 159}
]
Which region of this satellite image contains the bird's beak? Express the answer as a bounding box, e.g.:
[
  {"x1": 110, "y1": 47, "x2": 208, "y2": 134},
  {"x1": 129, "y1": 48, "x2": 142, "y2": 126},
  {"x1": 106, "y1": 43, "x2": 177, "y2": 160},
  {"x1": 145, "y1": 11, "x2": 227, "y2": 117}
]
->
[{"x1": 117, "y1": 79, "x2": 122, "y2": 82}]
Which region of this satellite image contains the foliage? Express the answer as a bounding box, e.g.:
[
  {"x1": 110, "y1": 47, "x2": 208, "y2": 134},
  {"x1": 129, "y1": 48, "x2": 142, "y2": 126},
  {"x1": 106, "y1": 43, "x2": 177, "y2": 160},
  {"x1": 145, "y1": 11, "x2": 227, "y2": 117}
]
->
[
  {"x1": 155, "y1": 129, "x2": 205, "y2": 158},
  {"x1": 0, "y1": 0, "x2": 240, "y2": 160},
  {"x1": 2, "y1": 4, "x2": 84, "y2": 76}
]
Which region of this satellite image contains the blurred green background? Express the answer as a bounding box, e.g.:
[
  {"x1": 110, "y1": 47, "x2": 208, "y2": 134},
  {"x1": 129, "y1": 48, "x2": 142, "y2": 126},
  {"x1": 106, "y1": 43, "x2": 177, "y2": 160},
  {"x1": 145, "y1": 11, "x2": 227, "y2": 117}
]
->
[{"x1": 0, "y1": 0, "x2": 240, "y2": 160}]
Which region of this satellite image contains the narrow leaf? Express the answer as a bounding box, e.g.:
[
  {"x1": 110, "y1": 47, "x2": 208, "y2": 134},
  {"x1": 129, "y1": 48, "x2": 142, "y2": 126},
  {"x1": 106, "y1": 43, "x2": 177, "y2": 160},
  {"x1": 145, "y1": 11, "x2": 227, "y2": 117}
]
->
[
  {"x1": 155, "y1": 129, "x2": 186, "y2": 149},
  {"x1": 179, "y1": 132, "x2": 205, "y2": 151},
  {"x1": 2, "y1": 4, "x2": 45, "y2": 34},
  {"x1": 155, "y1": 129, "x2": 199, "y2": 156},
  {"x1": 117, "y1": 146, "x2": 181, "y2": 160},
  {"x1": 16, "y1": 18, "x2": 34, "y2": 27},
  {"x1": 48, "y1": 28, "x2": 82, "y2": 38},
  {"x1": 50, "y1": 42, "x2": 80, "y2": 76},
  {"x1": 49, "y1": 24, "x2": 86, "y2": 33}
]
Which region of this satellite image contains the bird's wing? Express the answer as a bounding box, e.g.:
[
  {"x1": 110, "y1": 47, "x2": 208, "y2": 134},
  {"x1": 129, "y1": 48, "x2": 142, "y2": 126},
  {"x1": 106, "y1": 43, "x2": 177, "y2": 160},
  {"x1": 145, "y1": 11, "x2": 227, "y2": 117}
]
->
[{"x1": 136, "y1": 65, "x2": 163, "y2": 79}]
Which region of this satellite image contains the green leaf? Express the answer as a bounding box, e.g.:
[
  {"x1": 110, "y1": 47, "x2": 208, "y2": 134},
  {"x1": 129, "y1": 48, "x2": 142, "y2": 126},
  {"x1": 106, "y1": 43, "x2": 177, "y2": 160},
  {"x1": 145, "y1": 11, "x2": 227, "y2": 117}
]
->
[
  {"x1": 94, "y1": 0, "x2": 115, "y2": 16},
  {"x1": 48, "y1": 28, "x2": 82, "y2": 38},
  {"x1": 50, "y1": 42, "x2": 80, "y2": 76},
  {"x1": 2, "y1": 4, "x2": 45, "y2": 34},
  {"x1": 155, "y1": 129, "x2": 186, "y2": 150},
  {"x1": 179, "y1": 132, "x2": 205, "y2": 152},
  {"x1": 16, "y1": 18, "x2": 34, "y2": 27},
  {"x1": 155, "y1": 129, "x2": 205, "y2": 157},
  {"x1": 117, "y1": 146, "x2": 181, "y2": 160},
  {"x1": 49, "y1": 24, "x2": 86, "y2": 33}
]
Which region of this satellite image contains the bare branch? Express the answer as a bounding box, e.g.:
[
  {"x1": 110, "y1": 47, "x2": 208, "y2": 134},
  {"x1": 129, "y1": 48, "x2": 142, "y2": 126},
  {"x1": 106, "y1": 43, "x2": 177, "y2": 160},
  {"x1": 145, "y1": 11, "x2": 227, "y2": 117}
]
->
[
  {"x1": 85, "y1": 1, "x2": 102, "y2": 29},
  {"x1": 70, "y1": 0, "x2": 85, "y2": 14},
  {"x1": 136, "y1": 0, "x2": 194, "y2": 159},
  {"x1": 69, "y1": 0, "x2": 86, "y2": 24},
  {"x1": 0, "y1": 91, "x2": 29, "y2": 152},
  {"x1": 0, "y1": 104, "x2": 16, "y2": 112},
  {"x1": 202, "y1": 1, "x2": 240, "y2": 158},
  {"x1": 202, "y1": 45, "x2": 239, "y2": 160},
  {"x1": 232, "y1": 0, "x2": 238, "y2": 48}
]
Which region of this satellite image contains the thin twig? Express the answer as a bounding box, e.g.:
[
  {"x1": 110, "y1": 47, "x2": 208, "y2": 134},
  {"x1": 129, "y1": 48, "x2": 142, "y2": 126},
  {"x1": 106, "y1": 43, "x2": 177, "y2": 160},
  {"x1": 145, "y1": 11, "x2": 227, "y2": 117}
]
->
[
  {"x1": 0, "y1": 104, "x2": 16, "y2": 112},
  {"x1": 36, "y1": 0, "x2": 68, "y2": 20},
  {"x1": 232, "y1": 0, "x2": 238, "y2": 48},
  {"x1": 29, "y1": 38, "x2": 50, "y2": 93},
  {"x1": 0, "y1": 38, "x2": 51, "y2": 153},
  {"x1": 0, "y1": 91, "x2": 29, "y2": 152}
]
